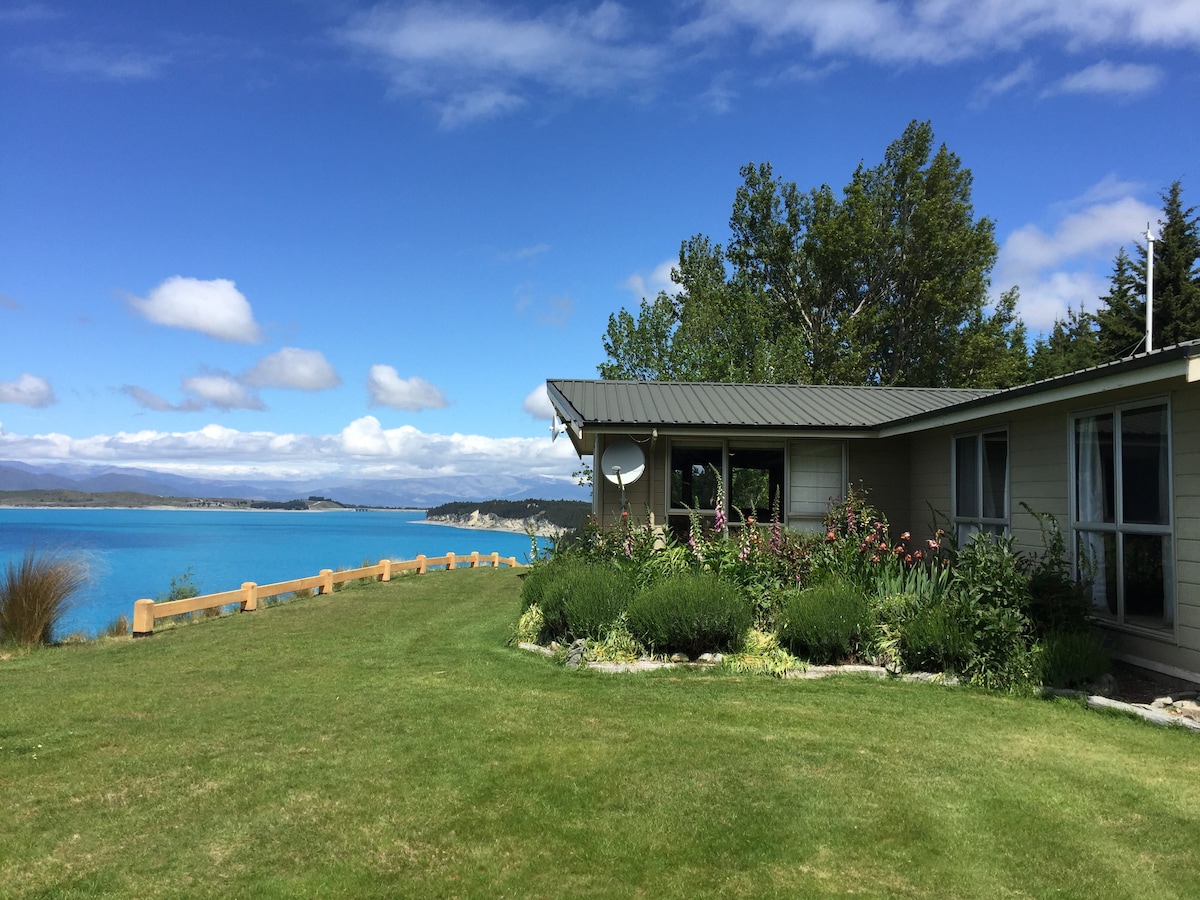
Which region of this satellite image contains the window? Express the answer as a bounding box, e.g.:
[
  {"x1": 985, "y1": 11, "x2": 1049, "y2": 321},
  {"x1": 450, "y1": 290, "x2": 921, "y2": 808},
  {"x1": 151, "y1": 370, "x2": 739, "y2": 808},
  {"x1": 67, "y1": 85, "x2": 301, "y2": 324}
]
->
[
  {"x1": 1074, "y1": 402, "x2": 1173, "y2": 631},
  {"x1": 669, "y1": 445, "x2": 722, "y2": 512},
  {"x1": 667, "y1": 440, "x2": 843, "y2": 537},
  {"x1": 788, "y1": 441, "x2": 844, "y2": 532},
  {"x1": 729, "y1": 447, "x2": 785, "y2": 522},
  {"x1": 953, "y1": 430, "x2": 1008, "y2": 543}
]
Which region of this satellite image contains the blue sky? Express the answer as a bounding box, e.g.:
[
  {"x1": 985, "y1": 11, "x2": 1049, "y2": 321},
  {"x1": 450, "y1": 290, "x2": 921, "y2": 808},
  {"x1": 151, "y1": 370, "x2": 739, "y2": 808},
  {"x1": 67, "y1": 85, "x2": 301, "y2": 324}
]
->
[{"x1": 2, "y1": 0, "x2": 1198, "y2": 492}]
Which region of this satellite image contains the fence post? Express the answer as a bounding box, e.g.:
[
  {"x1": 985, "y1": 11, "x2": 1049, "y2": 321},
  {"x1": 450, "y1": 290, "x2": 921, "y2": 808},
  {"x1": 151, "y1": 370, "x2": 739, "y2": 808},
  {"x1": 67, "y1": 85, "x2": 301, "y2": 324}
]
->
[
  {"x1": 417, "y1": 554, "x2": 427, "y2": 575},
  {"x1": 320, "y1": 568, "x2": 334, "y2": 594},
  {"x1": 490, "y1": 552, "x2": 499, "y2": 567},
  {"x1": 470, "y1": 551, "x2": 480, "y2": 568},
  {"x1": 507, "y1": 556, "x2": 518, "y2": 568},
  {"x1": 132, "y1": 599, "x2": 155, "y2": 636},
  {"x1": 446, "y1": 552, "x2": 456, "y2": 571},
  {"x1": 241, "y1": 581, "x2": 258, "y2": 612},
  {"x1": 380, "y1": 559, "x2": 391, "y2": 582}
]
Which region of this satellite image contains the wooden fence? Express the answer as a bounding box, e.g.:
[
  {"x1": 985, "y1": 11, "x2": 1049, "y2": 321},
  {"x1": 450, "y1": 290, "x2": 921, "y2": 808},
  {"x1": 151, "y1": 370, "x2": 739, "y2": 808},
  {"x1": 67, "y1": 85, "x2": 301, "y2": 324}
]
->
[{"x1": 131, "y1": 551, "x2": 525, "y2": 637}]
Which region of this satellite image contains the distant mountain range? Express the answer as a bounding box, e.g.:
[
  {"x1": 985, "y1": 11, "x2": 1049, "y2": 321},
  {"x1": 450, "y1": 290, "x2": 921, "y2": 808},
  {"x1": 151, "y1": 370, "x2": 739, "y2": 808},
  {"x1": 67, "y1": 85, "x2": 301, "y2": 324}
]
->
[{"x1": 0, "y1": 460, "x2": 589, "y2": 508}]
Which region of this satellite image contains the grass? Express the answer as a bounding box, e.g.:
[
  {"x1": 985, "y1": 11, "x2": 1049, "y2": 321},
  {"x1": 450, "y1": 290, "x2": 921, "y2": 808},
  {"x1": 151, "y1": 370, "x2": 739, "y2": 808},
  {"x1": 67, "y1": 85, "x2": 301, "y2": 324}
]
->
[{"x1": 2, "y1": 569, "x2": 1199, "y2": 898}]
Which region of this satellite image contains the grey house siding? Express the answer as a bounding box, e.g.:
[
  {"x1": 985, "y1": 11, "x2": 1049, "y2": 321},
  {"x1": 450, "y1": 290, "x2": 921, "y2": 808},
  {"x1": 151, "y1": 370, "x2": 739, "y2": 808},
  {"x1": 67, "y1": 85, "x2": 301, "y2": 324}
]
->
[
  {"x1": 1006, "y1": 411, "x2": 1070, "y2": 551},
  {"x1": 848, "y1": 438, "x2": 913, "y2": 534},
  {"x1": 1164, "y1": 385, "x2": 1200, "y2": 675},
  {"x1": 592, "y1": 432, "x2": 665, "y2": 528},
  {"x1": 906, "y1": 430, "x2": 952, "y2": 537}
]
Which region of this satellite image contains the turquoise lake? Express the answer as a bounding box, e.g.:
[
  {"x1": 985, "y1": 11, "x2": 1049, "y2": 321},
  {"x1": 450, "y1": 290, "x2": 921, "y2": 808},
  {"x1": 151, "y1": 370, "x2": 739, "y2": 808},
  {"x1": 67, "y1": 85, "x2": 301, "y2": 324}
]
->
[{"x1": 0, "y1": 508, "x2": 543, "y2": 638}]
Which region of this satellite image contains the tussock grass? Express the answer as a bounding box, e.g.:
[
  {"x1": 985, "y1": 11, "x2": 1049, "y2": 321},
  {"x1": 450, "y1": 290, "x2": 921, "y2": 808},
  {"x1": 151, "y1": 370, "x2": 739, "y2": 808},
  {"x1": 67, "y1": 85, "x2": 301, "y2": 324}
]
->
[
  {"x1": 1, "y1": 570, "x2": 1199, "y2": 898},
  {"x1": 0, "y1": 549, "x2": 87, "y2": 645}
]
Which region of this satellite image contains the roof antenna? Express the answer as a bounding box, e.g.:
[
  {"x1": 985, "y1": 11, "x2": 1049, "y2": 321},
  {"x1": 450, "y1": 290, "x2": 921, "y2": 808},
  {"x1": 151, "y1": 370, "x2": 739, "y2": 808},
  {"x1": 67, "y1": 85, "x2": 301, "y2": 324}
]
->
[{"x1": 1146, "y1": 223, "x2": 1157, "y2": 353}]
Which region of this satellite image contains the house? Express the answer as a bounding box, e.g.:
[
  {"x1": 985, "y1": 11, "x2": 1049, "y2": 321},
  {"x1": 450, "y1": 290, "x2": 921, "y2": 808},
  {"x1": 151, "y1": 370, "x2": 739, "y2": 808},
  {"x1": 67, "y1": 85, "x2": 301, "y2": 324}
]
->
[{"x1": 545, "y1": 339, "x2": 1200, "y2": 683}]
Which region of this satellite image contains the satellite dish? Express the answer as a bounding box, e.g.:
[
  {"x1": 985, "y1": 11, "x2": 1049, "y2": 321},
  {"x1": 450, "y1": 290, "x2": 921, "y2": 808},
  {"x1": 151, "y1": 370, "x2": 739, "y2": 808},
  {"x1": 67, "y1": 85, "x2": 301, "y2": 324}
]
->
[{"x1": 601, "y1": 439, "x2": 645, "y2": 486}]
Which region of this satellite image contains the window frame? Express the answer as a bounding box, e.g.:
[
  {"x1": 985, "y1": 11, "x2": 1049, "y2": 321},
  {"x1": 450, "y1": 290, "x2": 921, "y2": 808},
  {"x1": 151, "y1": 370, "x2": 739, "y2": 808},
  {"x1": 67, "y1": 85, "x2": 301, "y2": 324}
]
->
[
  {"x1": 1070, "y1": 398, "x2": 1175, "y2": 636},
  {"x1": 951, "y1": 427, "x2": 1010, "y2": 543},
  {"x1": 665, "y1": 437, "x2": 845, "y2": 532}
]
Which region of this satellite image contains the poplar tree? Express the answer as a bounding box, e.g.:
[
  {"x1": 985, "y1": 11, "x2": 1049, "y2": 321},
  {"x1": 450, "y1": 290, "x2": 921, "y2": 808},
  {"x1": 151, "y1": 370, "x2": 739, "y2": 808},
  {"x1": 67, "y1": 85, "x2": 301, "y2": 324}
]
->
[{"x1": 600, "y1": 121, "x2": 1028, "y2": 388}]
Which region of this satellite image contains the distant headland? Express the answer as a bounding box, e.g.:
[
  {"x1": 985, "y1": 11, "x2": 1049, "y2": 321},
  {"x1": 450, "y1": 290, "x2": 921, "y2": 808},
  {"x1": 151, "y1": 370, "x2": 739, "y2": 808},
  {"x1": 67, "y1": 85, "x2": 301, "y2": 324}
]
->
[
  {"x1": 0, "y1": 490, "x2": 405, "y2": 511},
  {"x1": 423, "y1": 499, "x2": 589, "y2": 536}
]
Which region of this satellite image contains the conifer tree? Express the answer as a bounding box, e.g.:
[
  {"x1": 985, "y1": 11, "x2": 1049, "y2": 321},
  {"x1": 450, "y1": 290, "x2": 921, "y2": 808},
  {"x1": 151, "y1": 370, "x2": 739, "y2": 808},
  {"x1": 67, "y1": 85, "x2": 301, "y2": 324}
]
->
[
  {"x1": 1094, "y1": 248, "x2": 1146, "y2": 359},
  {"x1": 1030, "y1": 305, "x2": 1101, "y2": 380},
  {"x1": 1131, "y1": 181, "x2": 1200, "y2": 349}
]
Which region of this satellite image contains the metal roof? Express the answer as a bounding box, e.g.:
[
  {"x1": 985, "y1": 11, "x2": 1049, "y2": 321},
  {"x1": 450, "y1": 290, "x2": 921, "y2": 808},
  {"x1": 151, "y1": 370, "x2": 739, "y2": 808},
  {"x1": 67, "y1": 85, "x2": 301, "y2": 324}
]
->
[
  {"x1": 547, "y1": 379, "x2": 997, "y2": 430},
  {"x1": 548, "y1": 341, "x2": 1200, "y2": 443}
]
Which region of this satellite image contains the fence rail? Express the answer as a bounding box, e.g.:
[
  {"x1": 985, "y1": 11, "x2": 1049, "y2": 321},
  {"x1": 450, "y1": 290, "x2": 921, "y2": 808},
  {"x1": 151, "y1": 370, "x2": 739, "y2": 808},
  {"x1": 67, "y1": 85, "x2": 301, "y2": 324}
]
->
[{"x1": 131, "y1": 551, "x2": 525, "y2": 636}]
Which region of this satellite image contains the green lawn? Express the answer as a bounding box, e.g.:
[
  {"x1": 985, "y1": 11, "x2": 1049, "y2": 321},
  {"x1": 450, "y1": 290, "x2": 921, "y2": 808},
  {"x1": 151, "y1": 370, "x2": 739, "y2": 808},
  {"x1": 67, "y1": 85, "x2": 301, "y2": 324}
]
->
[{"x1": 2, "y1": 570, "x2": 1198, "y2": 898}]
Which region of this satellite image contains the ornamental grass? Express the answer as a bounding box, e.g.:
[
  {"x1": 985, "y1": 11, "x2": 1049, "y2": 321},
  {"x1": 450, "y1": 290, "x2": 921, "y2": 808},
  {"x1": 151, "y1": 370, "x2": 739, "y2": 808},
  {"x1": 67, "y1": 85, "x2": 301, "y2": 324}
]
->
[{"x1": 0, "y1": 549, "x2": 87, "y2": 646}]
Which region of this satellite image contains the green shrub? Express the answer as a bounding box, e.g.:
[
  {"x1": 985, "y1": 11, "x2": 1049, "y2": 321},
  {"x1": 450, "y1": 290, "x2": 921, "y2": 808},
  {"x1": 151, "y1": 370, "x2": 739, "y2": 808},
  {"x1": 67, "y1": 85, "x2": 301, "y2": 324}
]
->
[
  {"x1": 538, "y1": 564, "x2": 632, "y2": 642},
  {"x1": 950, "y1": 534, "x2": 1039, "y2": 691},
  {"x1": 1039, "y1": 630, "x2": 1110, "y2": 689},
  {"x1": 156, "y1": 567, "x2": 208, "y2": 624},
  {"x1": 519, "y1": 558, "x2": 577, "y2": 612},
  {"x1": 1019, "y1": 505, "x2": 1092, "y2": 636},
  {"x1": 901, "y1": 599, "x2": 973, "y2": 674},
  {"x1": 777, "y1": 578, "x2": 871, "y2": 664},
  {"x1": 626, "y1": 573, "x2": 752, "y2": 657},
  {"x1": 0, "y1": 549, "x2": 88, "y2": 645}
]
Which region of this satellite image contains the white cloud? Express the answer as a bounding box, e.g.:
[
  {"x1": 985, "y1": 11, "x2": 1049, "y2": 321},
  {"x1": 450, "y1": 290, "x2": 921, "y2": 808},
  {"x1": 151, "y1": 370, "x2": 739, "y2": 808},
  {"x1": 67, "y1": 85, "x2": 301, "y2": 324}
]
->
[
  {"x1": 243, "y1": 348, "x2": 341, "y2": 391},
  {"x1": 0, "y1": 417, "x2": 579, "y2": 484},
  {"x1": 995, "y1": 187, "x2": 1157, "y2": 333},
  {"x1": 698, "y1": 72, "x2": 738, "y2": 113},
  {"x1": 366, "y1": 365, "x2": 449, "y2": 411},
  {"x1": 1044, "y1": 61, "x2": 1163, "y2": 98},
  {"x1": 439, "y1": 87, "x2": 526, "y2": 128},
  {"x1": 624, "y1": 258, "x2": 678, "y2": 300},
  {"x1": 680, "y1": 0, "x2": 1200, "y2": 64},
  {"x1": 339, "y1": 1, "x2": 663, "y2": 126},
  {"x1": 523, "y1": 384, "x2": 555, "y2": 420},
  {"x1": 0, "y1": 4, "x2": 60, "y2": 23},
  {"x1": 129, "y1": 276, "x2": 263, "y2": 343},
  {"x1": 121, "y1": 385, "x2": 204, "y2": 413},
  {"x1": 971, "y1": 60, "x2": 1036, "y2": 108},
  {"x1": 14, "y1": 42, "x2": 169, "y2": 81},
  {"x1": 181, "y1": 374, "x2": 265, "y2": 411},
  {"x1": 0, "y1": 373, "x2": 56, "y2": 408},
  {"x1": 501, "y1": 242, "x2": 550, "y2": 261}
]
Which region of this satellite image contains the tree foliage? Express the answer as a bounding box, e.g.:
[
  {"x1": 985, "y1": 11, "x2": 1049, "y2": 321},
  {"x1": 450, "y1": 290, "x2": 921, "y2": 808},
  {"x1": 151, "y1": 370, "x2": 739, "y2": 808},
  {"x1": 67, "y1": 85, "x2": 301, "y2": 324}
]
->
[
  {"x1": 600, "y1": 121, "x2": 1028, "y2": 388},
  {"x1": 1134, "y1": 181, "x2": 1200, "y2": 350},
  {"x1": 1032, "y1": 181, "x2": 1200, "y2": 380},
  {"x1": 1029, "y1": 305, "x2": 1102, "y2": 382}
]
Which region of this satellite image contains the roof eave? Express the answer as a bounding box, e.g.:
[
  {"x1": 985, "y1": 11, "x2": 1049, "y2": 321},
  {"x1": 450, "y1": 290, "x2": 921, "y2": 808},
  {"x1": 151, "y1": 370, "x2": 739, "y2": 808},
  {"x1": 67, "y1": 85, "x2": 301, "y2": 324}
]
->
[{"x1": 879, "y1": 347, "x2": 1198, "y2": 436}]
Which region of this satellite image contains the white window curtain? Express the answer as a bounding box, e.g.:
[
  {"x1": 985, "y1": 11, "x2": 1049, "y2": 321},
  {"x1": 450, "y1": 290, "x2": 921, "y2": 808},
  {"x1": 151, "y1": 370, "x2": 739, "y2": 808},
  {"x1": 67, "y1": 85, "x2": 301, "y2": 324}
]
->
[{"x1": 1076, "y1": 415, "x2": 1108, "y2": 609}]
